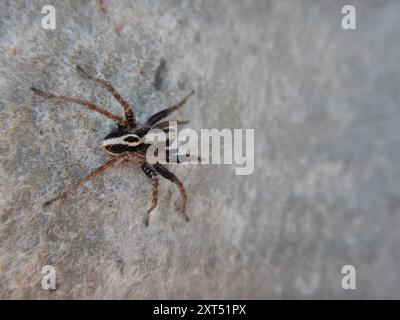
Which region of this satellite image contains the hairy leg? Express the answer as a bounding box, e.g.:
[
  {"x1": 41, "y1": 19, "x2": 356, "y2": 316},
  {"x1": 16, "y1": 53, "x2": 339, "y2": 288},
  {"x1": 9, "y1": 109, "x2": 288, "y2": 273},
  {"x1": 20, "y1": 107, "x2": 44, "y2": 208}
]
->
[
  {"x1": 30, "y1": 87, "x2": 126, "y2": 126},
  {"x1": 164, "y1": 149, "x2": 202, "y2": 164},
  {"x1": 44, "y1": 153, "x2": 129, "y2": 206},
  {"x1": 153, "y1": 163, "x2": 189, "y2": 222},
  {"x1": 141, "y1": 163, "x2": 159, "y2": 226},
  {"x1": 76, "y1": 66, "x2": 136, "y2": 127},
  {"x1": 153, "y1": 120, "x2": 190, "y2": 129},
  {"x1": 145, "y1": 91, "x2": 194, "y2": 126}
]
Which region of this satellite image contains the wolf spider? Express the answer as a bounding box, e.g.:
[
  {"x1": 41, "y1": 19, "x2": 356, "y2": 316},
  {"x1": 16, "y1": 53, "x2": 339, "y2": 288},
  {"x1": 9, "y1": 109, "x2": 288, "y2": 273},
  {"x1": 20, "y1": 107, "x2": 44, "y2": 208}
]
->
[{"x1": 31, "y1": 65, "x2": 195, "y2": 226}]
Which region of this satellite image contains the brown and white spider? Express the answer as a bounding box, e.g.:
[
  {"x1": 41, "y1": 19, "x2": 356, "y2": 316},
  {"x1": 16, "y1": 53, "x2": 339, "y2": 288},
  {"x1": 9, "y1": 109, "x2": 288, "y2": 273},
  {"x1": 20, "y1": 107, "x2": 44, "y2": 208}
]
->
[{"x1": 31, "y1": 65, "x2": 195, "y2": 226}]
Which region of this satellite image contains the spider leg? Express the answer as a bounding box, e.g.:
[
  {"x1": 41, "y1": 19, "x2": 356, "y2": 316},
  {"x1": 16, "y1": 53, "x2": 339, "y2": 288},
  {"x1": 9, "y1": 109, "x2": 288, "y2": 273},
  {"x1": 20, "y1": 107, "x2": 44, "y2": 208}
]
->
[
  {"x1": 132, "y1": 120, "x2": 188, "y2": 140},
  {"x1": 76, "y1": 66, "x2": 136, "y2": 127},
  {"x1": 141, "y1": 163, "x2": 159, "y2": 226},
  {"x1": 30, "y1": 87, "x2": 127, "y2": 127},
  {"x1": 145, "y1": 91, "x2": 194, "y2": 126},
  {"x1": 164, "y1": 149, "x2": 202, "y2": 164},
  {"x1": 43, "y1": 153, "x2": 129, "y2": 207},
  {"x1": 153, "y1": 120, "x2": 190, "y2": 129},
  {"x1": 153, "y1": 163, "x2": 189, "y2": 222}
]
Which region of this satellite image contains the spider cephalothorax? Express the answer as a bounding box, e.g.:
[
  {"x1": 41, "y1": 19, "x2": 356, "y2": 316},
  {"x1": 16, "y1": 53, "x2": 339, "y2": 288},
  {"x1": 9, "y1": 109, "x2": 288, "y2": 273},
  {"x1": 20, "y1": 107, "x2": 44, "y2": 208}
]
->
[
  {"x1": 101, "y1": 132, "x2": 143, "y2": 155},
  {"x1": 31, "y1": 65, "x2": 195, "y2": 226}
]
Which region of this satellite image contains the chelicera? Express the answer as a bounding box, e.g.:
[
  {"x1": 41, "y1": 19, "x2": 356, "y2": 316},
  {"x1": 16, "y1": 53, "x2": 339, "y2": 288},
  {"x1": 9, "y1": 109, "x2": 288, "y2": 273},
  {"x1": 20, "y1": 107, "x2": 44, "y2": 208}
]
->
[{"x1": 31, "y1": 65, "x2": 195, "y2": 226}]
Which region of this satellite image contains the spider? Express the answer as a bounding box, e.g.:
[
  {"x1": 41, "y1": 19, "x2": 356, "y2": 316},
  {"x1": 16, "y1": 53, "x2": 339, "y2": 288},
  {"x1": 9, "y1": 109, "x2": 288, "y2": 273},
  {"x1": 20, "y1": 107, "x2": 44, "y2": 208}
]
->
[{"x1": 30, "y1": 65, "x2": 195, "y2": 226}]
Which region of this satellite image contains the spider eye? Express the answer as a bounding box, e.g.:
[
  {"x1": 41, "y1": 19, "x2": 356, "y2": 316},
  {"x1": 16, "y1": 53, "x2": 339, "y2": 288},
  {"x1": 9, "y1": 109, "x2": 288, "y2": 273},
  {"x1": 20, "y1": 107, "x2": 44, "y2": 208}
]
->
[{"x1": 124, "y1": 135, "x2": 139, "y2": 143}]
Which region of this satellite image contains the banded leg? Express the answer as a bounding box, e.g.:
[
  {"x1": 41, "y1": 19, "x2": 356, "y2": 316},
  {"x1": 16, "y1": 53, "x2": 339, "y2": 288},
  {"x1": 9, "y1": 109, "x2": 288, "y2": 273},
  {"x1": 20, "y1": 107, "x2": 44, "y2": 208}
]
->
[
  {"x1": 43, "y1": 153, "x2": 129, "y2": 207},
  {"x1": 145, "y1": 91, "x2": 194, "y2": 126},
  {"x1": 30, "y1": 87, "x2": 126, "y2": 126},
  {"x1": 153, "y1": 163, "x2": 189, "y2": 222},
  {"x1": 141, "y1": 163, "x2": 159, "y2": 226},
  {"x1": 153, "y1": 120, "x2": 190, "y2": 129},
  {"x1": 133, "y1": 120, "x2": 189, "y2": 138},
  {"x1": 76, "y1": 66, "x2": 136, "y2": 127},
  {"x1": 164, "y1": 149, "x2": 202, "y2": 164}
]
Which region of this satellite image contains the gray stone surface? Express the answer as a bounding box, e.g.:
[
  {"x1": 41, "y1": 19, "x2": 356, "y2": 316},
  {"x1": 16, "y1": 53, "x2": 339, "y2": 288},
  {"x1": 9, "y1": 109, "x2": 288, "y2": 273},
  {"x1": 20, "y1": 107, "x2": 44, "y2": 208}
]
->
[{"x1": 1, "y1": 0, "x2": 400, "y2": 299}]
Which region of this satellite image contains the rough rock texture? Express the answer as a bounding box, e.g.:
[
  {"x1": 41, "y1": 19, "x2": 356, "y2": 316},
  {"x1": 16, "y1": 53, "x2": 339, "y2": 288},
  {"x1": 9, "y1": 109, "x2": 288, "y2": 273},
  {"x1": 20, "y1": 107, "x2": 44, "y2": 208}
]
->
[{"x1": 1, "y1": 0, "x2": 400, "y2": 299}]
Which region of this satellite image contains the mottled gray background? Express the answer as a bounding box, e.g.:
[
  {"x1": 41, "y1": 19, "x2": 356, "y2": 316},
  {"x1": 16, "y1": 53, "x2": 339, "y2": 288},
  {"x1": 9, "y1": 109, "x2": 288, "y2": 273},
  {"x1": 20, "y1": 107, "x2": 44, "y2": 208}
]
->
[{"x1": 0, "y1": 0, "x2": 399, "y2": 299}]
